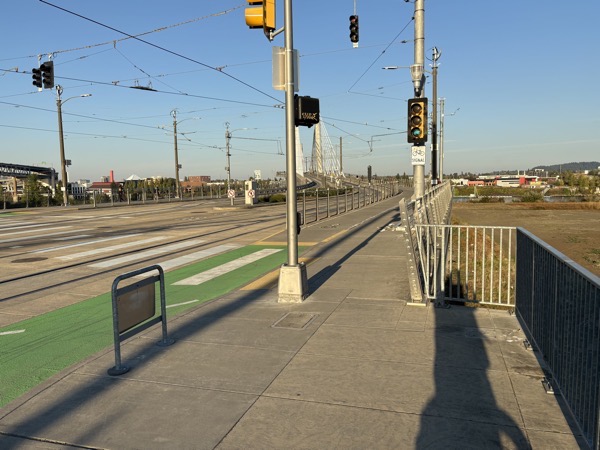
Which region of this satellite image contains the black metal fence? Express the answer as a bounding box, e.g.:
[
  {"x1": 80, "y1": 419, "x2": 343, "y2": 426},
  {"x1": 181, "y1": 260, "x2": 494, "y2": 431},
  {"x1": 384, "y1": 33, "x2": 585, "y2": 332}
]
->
[{"x1": 516, "y1": 228, "x2": 600, "y2": 449}]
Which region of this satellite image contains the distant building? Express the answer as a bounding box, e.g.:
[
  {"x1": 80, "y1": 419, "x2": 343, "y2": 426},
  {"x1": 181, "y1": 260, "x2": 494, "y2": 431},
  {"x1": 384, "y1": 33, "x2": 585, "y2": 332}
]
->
[{"x1": 181, "y1": 175, "x2": 211, "y2": 193}]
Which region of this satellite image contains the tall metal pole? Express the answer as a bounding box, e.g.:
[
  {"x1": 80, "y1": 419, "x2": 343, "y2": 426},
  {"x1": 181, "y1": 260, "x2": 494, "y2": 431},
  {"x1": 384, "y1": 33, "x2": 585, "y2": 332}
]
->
[
  {"x1": 225, "y1": 122, "x2": 233, "y2": 205},
  {"x1": 439, "y1": 98, "x2": 445, "y2": 181},
  {"x1": 171, "y1": 109, "x2": 181, "y2": 199},
  {"x1": 278, "y1": 0, "x2": 307, "y2": 303},
  {"x1": 412, "y1": 0, "x2": 425, "y2": 198},
  {"x1": 56, "y1": 86, "x2": 68, "y2": 207},
  {"x1": 431, "y1": 47, "x2": 439, "y2": 183},
  {"x1": 284, "y1": 0, "x2": 298, "y2": 267},
  {"x1": 339, "y1": 136, "x2": 343, "y2": 175}
]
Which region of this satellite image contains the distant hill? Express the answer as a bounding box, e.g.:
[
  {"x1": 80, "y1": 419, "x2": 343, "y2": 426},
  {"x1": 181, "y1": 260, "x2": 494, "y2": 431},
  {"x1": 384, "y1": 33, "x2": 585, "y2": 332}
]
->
[{"x1": 532, "y1": 161, "x2": 600, "y2": 172}]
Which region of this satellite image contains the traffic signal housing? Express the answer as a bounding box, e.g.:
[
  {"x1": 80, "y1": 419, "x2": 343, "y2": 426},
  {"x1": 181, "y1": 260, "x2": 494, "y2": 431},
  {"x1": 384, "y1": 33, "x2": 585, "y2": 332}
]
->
[
  {"x1": 245, "y1": 0, "x2": 275, "y2": 38},
  {"x1": 349, "y1": 15, "x2": 359, "y2": 46},
  {"x1": 41, "y1": 61, "x2": 54, "y2": 89},
  {"x1": 32, "y1": 67, "x2": 42, "y2": 88},
  {"x1": 294, "y1": 95, "x2": 320, "y2": 128},
  {"x1": 407, "y1": 97, "x2": 428, "y2": 144}
]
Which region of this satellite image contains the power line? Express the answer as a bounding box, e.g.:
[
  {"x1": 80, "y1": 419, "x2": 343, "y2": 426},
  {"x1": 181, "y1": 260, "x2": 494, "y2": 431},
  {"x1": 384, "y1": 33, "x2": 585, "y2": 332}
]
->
[
  {"x1": 0, "y1": 5, "x2": 245, "y2": 62},
  {"x1": 347, "y1": 17, "x2": 413, "y2": 93},
  {"x1": 38, "y1": 1, "x2": 283, "y2": 104}
]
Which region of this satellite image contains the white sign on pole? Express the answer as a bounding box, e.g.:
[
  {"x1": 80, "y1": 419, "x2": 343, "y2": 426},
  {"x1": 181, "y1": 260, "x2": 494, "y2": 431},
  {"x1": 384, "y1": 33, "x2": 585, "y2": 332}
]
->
[
  {"x1": 411, "y1": 146, "x2": 426, "y2": 166},
  {"x1": 227, "y1": 189, "x2": 236, "y2": 198},
  {"x1": 272, "y1": 46, "x2": 299, "y2": 92}
]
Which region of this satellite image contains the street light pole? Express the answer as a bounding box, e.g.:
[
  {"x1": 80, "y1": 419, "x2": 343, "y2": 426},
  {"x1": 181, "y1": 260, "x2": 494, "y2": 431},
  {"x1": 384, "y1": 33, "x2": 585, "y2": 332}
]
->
[
  {"x1": 412, "y1": 0, "x2": 426, "y2": 199},
  {"x1": 56, "y1": 86, "x2": 91, "y2": 207},
  {"x1": 225, "y1": 122, "x2": 233, "y2": 206},
  {"x1": 431, "y1": 47, "x2": 440, "y2": 183},
  {"x1": 171, "y1": 109, "x2": 181, "y2": 199}
]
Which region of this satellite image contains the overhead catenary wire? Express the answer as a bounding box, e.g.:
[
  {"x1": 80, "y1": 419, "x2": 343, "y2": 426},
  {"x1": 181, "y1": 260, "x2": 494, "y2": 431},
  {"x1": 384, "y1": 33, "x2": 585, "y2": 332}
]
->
[
  {"x1": 347, "y1": 17, "x2": 413, "y2": 93},
  {"x1": 38, "y1": 0, "x2": 283, "y2": 105}
]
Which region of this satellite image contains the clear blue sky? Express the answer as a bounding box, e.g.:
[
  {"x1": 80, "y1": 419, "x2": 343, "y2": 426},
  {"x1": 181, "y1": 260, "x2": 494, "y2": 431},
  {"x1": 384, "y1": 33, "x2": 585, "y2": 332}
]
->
[{"x1": 1, "y1": 0, "x2": 599, "y2": 182}]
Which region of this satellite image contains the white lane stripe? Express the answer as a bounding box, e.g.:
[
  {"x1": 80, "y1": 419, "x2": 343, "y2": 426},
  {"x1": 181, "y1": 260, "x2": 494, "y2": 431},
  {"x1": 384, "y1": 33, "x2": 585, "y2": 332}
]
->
[
  {"x1": 0, "y1": 223, "x2": 50, "y2": 232},
  {"x1": 88, "y1": 239, "x2": 206, "y2": 269},
  {"x1": 0, "y1": 329, "x2": 26, "y2": 336},
  {"x1": 133, "y1": 244, "x2": 242, "y2": 277},
  {"x1": 149, "y1": 244, "x2": 241, "y2": 273},
  {"x1": 0, "y1": 226, "x2": 70, "y2": 238},
  {"x1": 34, "y1": 233, "x2": 142, "y2": 254},
  {"x1": 53, "y1": 235, "x2": 92, "y2": 241},
  {"x1": 174, "y1": 249, "x2": 282, "y2": 286},
  {"x1": 58, "y1": 236, "x2": 164, "y2": 261},
  {"x1": 166, "y1": 300, "x2": 199, "y2": 309},
  {"x1": 0, "y1": 229, "x2": 92, "y2": 244}
]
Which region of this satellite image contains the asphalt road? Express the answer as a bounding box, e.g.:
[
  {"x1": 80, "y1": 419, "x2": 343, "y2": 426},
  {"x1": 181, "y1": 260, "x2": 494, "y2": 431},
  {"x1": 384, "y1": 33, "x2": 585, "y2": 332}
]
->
[{"x1": 0, "y1": 199, "x2": 301, "y2": 407}]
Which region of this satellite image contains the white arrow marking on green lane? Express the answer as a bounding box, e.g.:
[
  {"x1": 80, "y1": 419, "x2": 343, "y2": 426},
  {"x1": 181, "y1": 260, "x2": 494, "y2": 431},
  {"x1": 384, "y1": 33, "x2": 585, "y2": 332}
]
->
[
  {"x1": 166, "y1": 300, "x2": 200, "y2": 309},
  {"x1": 0, "y1": 330, "x2": 25, "y2": 336},
  {"x1": 174, "y1": 248, "x2": 282, "y2": 286}
]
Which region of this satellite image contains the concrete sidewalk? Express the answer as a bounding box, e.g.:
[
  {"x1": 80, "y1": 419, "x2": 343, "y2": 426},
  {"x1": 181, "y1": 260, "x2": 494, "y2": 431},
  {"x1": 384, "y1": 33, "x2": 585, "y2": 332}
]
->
[{"x1": 0, "y1": 196, "x2": 584, "y2": 449}]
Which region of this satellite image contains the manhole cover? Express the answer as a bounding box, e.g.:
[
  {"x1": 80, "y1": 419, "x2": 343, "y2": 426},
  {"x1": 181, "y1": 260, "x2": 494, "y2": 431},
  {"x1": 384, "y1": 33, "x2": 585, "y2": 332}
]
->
[
  {"x1": 272, "y1": 312, "x2": 318, "y2": 330},
  {"x1": 12, "y1": 257, "x2": 48, "y2": 263}
]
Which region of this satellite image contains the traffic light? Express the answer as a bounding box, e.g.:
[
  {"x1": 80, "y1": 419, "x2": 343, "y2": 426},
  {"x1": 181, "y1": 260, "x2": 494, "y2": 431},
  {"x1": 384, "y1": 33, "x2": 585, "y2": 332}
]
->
[
  {"x1": 349, "y1": 15, "x2": 359, "y2": 45},
  {"x1": 245, "y1": 0, "x2": 275, "y2": 38},
  {"x1": 294, "y1": 95, "x2": 320, "y2": 128},
  {"x1": 32, "y1": 67, "x2": 42, "y2": 88},
  {"x1": 41, "y1": 61, "x2": 54, "y2": 89},
  {"x1": 407, "y1": 97, "x2": 428, "y2": 144}
]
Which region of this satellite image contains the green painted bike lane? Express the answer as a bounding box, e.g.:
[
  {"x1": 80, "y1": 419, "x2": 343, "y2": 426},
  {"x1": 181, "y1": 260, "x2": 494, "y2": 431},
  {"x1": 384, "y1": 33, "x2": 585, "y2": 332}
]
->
[{"x1": 0, "y1": 244, "x2": 302, "y2": 408}]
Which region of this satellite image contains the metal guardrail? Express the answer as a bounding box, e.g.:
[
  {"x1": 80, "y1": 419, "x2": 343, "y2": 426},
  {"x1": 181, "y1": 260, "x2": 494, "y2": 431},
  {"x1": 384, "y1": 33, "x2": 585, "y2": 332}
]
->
[
  {"x1": 515, "y1": 228, "x2": 600, "y2": 449},
  {"x1": 108, "y1": 265, "x2": 175, "y2": 376},
  {"x1": 399, "y1": 181, "x2": 453, "y2": 304},
  {"x1": 299, "y1": 181, "x2": 401, "y2": 227},
  {"x1": 416, "y1": 224, "x2": 516, "y2": 306}
]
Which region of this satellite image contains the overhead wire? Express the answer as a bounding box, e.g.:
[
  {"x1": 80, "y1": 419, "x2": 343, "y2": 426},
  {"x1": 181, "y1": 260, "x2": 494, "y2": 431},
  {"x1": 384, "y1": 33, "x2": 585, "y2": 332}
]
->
[
  {"x1": 0, "y1": 5, "x2": 245, "y2": 62},
  {"x1": 38, "y1": 1, "x2": 283, "y2": 104},
  {"x1": 347, "y1": 17, "x2": 413, "y2": 93}
]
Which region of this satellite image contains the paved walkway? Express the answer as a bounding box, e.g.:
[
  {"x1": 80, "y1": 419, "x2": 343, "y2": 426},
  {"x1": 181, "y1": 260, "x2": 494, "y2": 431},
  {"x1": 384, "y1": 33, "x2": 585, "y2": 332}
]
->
[{"x1": 0, "y1": 195, "x2": 584, "y2": 449}]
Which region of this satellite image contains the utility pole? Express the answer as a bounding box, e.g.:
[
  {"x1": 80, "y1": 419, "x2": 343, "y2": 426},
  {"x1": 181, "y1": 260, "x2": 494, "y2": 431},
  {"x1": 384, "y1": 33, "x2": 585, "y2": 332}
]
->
[
  {"x1": 55, "y1": 86, "x2": 91, "y2": 207},
  {"x1": 431, "y1": 47, "x2": 440, "y2": 183},
  {"x1": 171, "y1": 109, "x2": 182, "y2": 199},
  {"x1": 225, "y1": 122, "x2": 233, "y2": 206},
  {"x1": 56, "y1": 86, "x2": 68, "y2": 207},
  {"x1": 339, "y1": 136, "x2": 343, "y2": 175},
  {"x1": 439, "y1": 98, "x2": 445, "y2": 182},
  {"x1": 278, "y1": 0, "x2": 307, "y2": 303},
  {"x1": 411, "y1": 0, "x2": 426, "y2": 199}
]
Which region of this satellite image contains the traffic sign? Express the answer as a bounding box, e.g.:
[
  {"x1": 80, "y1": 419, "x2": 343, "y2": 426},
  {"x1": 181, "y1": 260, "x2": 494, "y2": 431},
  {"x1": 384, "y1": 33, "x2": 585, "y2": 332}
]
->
[
  {"x1": 248, "y1": 189, "x2": 256, "y2": 198},
  {"x1": 411, "y1": 146, "x2": 426, "y2": 166},
  {"x1": 227, "y1": 189, "x2": 236, "y2": 198}
]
